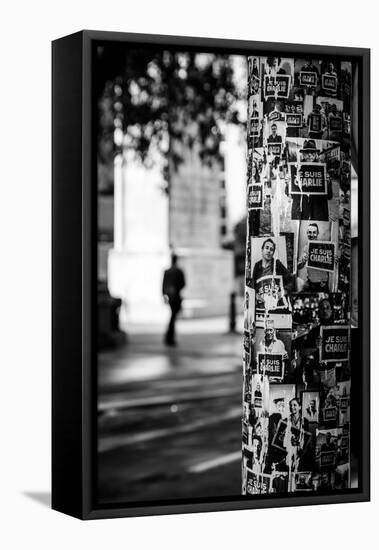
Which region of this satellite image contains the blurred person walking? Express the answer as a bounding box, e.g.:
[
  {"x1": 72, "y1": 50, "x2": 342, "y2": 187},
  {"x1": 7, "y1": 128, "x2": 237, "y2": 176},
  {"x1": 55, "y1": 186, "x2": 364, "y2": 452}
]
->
[{"x1": 162, "y1": 254, "x2": 186, "y2": 346}]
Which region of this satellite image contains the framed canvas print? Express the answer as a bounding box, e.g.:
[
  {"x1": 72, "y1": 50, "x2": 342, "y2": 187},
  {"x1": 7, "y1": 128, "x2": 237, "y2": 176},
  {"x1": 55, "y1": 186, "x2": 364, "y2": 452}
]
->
[{"x1": 52, "y1": 30, "x2": 370, "y2": 519}]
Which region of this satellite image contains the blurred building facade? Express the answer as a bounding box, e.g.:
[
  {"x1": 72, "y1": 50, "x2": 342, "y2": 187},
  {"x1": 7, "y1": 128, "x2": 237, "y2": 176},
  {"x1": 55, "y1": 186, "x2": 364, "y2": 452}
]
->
[{"x1": 98, "y1": 128, "x2": 246, "y2": 324}]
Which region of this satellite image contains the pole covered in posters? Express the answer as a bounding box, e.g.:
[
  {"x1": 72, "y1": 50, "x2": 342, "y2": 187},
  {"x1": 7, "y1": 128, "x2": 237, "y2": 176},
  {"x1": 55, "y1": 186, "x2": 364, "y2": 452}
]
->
[{"x1": 242, "y1": 55, "x2": 352, "y2": 495}]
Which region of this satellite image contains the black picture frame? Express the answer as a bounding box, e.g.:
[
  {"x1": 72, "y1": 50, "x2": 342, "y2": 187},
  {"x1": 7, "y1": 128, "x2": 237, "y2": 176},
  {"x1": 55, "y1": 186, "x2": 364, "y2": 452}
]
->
[{"x1": 52, "y1": 30, "x2": 370, "y2": 520}]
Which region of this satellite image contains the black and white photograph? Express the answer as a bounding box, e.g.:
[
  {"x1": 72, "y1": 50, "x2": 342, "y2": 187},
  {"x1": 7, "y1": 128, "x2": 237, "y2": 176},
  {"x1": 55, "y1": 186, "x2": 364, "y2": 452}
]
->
[
  {"x1": 296, "y1": 220, "x2": 338, "y2": 293},
  {"x1": 293, "y1": 471, "x2": 313, "y2": 491},
  {"x1": 302, "y1": 391, "x2": 320, "y2": 424},
  {"x1": 50, "y1": 29, "x2": 369, "y2": 523},
  {"x1": 250, "y1": 373, "x2": 270, "y2": 416},
  {"x1": 96, "y1": 47, "x2": 359, "y2": 504}
]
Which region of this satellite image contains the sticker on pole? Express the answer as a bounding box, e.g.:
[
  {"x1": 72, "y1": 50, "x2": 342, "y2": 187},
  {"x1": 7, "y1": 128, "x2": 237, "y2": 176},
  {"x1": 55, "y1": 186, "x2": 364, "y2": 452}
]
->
[
  {"x1": 250, "y1": 116, "x2": 261, "y2": 137},
  {"x1": 286, "y1": 113, "x2": 302, "y2": 128},
  {"x1": 267, "y1": 142, "x2": 282, "y2": 157},
  {"x1": 319, "y1": 325, "x2": 350, "y2": 363},
  {"x1": 257, "y1": 352, "x2": 284, "y2": 380},
  {"x1": 263, "y1": 75, "x2": 291, "y2": 99},
  {"x1": 247, "y1": 183, "x2": 263, "y2": 210},
  {"x1": 322, "y1": 74, "x2": 338, "y2": 95},
  {"x1": 306, "y1": 241, "x2": 336, "y2": 272},
  {"x1": 299, "y1": 71, "x2": 318, "y2": 87},
  {"x1": 255, "y1": 275, "x2": 286, "y2": 312},
  {"x1": 289, "y1": 163, "x2": 327, "y2": 195},
  {"x1": 308, "y1": 113, "x2": 323, "y2": 133}
]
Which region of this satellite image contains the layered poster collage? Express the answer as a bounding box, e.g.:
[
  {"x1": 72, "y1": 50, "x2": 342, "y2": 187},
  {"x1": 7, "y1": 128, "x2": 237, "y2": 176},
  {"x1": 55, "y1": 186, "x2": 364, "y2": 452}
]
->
[{"x1": 242, "y1": 56, "x2": 352, "y2": 495}]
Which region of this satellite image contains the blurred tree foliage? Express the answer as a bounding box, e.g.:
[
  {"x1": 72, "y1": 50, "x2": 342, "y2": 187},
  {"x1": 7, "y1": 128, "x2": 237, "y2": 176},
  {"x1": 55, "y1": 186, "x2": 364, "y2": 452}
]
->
[{"x1": 96, "y1": 44, "x2": 246, "y2": 193}]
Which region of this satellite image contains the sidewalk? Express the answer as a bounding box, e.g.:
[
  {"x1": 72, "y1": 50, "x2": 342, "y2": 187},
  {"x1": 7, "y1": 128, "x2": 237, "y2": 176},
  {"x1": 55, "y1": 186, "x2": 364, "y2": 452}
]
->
[
  {"x1": 99, "y1": 315, "x2": 244, "y2": 393},
  {"x1": 97, "y1": 316, "x2": 245, "y2": 503}
]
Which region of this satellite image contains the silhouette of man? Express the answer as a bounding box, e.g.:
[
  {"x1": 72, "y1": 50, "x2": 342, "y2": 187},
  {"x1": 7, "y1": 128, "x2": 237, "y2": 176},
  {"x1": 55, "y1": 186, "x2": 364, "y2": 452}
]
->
[{"x1": 162, "y1": 254, "x2": 186, "y2": 346}]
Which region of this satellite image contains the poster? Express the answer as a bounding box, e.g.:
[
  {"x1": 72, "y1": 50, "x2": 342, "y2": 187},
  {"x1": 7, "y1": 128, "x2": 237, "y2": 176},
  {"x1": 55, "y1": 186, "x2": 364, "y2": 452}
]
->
[
  {"x1": 247, "y1": 183, "x2": 263, "y2": 210},
  {"x1": 250, "y1": 74, "x2": 260, "y2": 96},
  {"x1": 294, "y1": 472, "x2": 313, "y2": 491},
  {"x1": 286, "y1": 113, "x2": 302, "y2": 128},
  {"x1": 306, "y1": 240, "x2": 336, "y2": 272},
  {"x1": 289, "y1": 162, "x2": 327, "y2": 195},
  {"x1": 271, "y1": 420, "x2": 312, "y2": 453},
  {"x1": 243, "y1": 330, "x2": 250, "y2": 353},
  {"x1": 285, "y1": 100, "x2": 303, "y2": 115},
  {"x1": 267, "y1": 142, "x2": 282, "y2": 157},
  {"x1": 329, "y1": 116, "x2": 343, "y2": 132},
  {"x1": 246, "y1": 470, "x2": 259, "y2": 495},
  {"x1": 319, "y1": 326, "x2": 350, "y2": 363},
  {"x1": 323, "y1": 406, "x2": 338, "y2": 424},
  {"x1": 308, "y1": 113, "x2": 322, "y2": 133},
  {"x1": 257, "y1": 352, "x2": 284, "y2": 380},
  {"x1": 263, "y1": 74, "x2": 291, "y2": 99},
  {"x1": 255, "y1": 275, "x2": 286, "y2": 312},
  {"x1": 302, "y1": 391, "x2": 320, "y2": 424},
  {"x1": 322, "y1": 74, "x2": 338, "y2": 95},
  {"x1": 250, "y1": 116, "x2": 261, "y2": 137},
  {"x1": 299, "y1": 71, "x2": 318, "y2": 87},
  {"x1": 320, "y1": 450, "x2": 336, "y2": 468}
]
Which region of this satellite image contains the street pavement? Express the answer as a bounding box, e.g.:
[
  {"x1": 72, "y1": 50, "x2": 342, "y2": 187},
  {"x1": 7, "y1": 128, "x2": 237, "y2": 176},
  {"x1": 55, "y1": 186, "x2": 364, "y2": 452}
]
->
[{"x1": 97, "y1": 316, "x2": 244, "y2": 504}]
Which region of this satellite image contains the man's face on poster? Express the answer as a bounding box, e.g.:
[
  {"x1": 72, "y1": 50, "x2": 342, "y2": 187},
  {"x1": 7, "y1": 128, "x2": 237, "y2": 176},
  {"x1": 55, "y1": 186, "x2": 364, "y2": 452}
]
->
[
  {"x1": 319, "y1": 300, "x2": 333, "y2": 322},
  {"x1": 310, "y1": 399, "x2": 316, "y2": 410},
  {"x1": 262, "y1": 241, "x2": 275, "y2": 261},
  {"x1": 252, "y1": 439, "x2": 259, "y2": 459},
  {"x1": 307, "y1": 224, "x2": 319, "y2": 240},
  {"x1": 302, "y1": 151, "x2": 317, "y2": 162},
  {"x1": 271, "y1": 124, "x2": 277, "y2": 136},
  {"x1": 265, "y1": 327, "x2": 274, "y2": 343},
  {"x1": 321, "y1": 473, "x2": 329, "y2": 486}
]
